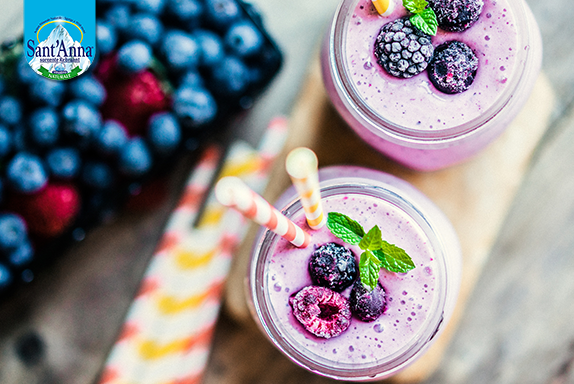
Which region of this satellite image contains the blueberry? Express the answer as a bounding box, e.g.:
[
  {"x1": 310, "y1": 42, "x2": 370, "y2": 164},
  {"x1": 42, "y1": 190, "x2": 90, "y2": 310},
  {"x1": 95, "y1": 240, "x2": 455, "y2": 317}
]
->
[
  {"x1": 0, "y1": 263, "x2": 12, "y2": 289},
  {"x1": 225, "y1": 21, "x2": 264, "y2": 57},
  {"x1": 147, "y1": 112, "x2": 181, "y2": 154},
  {"x1": 94, "y1": 120, "x2": 128, "y2": 156},
  {"x1": 195, "y1": 29, "x2": 224, "y2": 67},
  {"x1": 173, "y1": 86, "x2": 217, "y2": 127},
  {"x1": 6, "y1": 152, "x2": 48, "y2": 194},
  {"x1": 8, "y1": 241, "x2": 34, "y2": 268},
  {"x1": 128, "y1": 13, "x2": 164, "y2": 46},
  {"x1": 166, "y1": 0, "x2": 203, "y2": 26},
  {"x1": 69, "y1": 75, "x2": 107, "y2": 107},
  {"x1": 117, "y1": 40, "x2": 152, "y2": 73},
  {"x1": 28, "y1": 77, "x2": 66, "y2": 107},
  {"x1": 204, "y1": 0, "x2": 241, "y2": 29},
  {"x1": 17, "y1": 57, "x2": 37, "y2": 84},
  {"x1": 178, "y1": 70, "x2": 204, "y2": 88},
  {"x1": 0, "y1": 124, "x2": 13, "y2": 157},
  {"x1": 119, "y1": 138, "x2": 153, "y2": 176},
  {"x1": 96, "y1": 21, "x2": 117, "y2": 55},
  {"x1": 349, "y1": 280, "x2": 386, "y2": 322},
  {"x1": 0, "y1": 96, "x2": 23, "y2": 125},
  {"x1": 160, "y1": 30, "x2": 200, "y2": 71},
  {"x1": 308, "y1": 242, "x2": 358, "y2": 292},
  {"x1": 428, "y1": 40, "x2": 479, "y2": 94},
  {"x1": 82, "y1": 161, "x2": 114, "y2": 189},
  {"x1": 134, "y1": 0, "x2": 166, "y2": 14},
  {"x1": 28, "y1": 107, "x2": 60, "y2": 147},
  {"x1": 61, "y1": 99, "x2": 103, "y2": 147},
  {"x1": 289, "y1": 286, "x2": 352, "y2": 339},
  {"x1": 11, "y1": 127, "x2": 28, "y2": 152},
  {"x1": 46, "y1": 147, "x2": 81, "y2": 179},
  {"x1": 210, "y1": 56, "x2": 250, "y2": 96},
  {"x1": 0, "y1": 214, "x2": 28, "y2": 250},
  {"x1": 104, "y1": 4, "x2": 131, "y2": 32}
]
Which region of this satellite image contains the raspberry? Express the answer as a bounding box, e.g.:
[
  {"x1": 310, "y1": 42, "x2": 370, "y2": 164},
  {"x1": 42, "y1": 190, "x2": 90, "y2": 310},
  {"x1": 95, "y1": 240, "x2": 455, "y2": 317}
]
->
[
  {"x1": 308, "y1": 242, "x2": 358, "y2": 292},
  {"x1": 289, "y1": 286, "x2": 352, "y2": 339},
  {"x1": 428, "y1": 40, "x2": 479, "y2": 94},
  {"x1": 428, "y1": 0, "x2": 484, "y2": 32},
  {"x1": 374, "y1": 17, "x2": 434, "y2": 79},
  {"x1": 10, "y1": 183, "x2": 81, "y2": 238},
  {"x1": 349, "y1": 280, "x2": 387, "y2": 322}
]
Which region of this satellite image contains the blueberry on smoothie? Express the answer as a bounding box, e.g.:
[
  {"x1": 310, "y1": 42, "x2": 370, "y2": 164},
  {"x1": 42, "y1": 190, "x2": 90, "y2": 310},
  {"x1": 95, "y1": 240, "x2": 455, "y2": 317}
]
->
[
  {"x1": 427, "y1": 0, "x2": 484, "y2": 32},
  {"x1": 374, "y1": 17, "x2": 434, "y2": 79},
  {"x1": 428, "y1": 40, "x2": 479, "y2": 94},
  {"x1": 350, "y1": 279, "x2": 387, "y2": 322},
  {"x1": 309, "y1": 242, "x2": 358, "y2": 292},
  {"x1": 289, "y1": 285, "x2": 352, "y2": 339}
]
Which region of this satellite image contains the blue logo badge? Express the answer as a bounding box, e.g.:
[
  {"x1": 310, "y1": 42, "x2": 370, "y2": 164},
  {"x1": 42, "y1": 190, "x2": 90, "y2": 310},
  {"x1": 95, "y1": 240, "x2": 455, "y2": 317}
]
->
[{"x1": 24, "y1": 1, "x2": 95, "y2": 80}]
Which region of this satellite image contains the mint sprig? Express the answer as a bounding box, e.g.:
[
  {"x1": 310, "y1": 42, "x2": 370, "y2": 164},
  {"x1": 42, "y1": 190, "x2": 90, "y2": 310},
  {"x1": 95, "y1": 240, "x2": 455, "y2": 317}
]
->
[
  {"x1": 326, "y1": 212, "x2": 416, "y2": 291},
  {"x1": 403, "y1": 0, "x2": 438, "y2": 36}
]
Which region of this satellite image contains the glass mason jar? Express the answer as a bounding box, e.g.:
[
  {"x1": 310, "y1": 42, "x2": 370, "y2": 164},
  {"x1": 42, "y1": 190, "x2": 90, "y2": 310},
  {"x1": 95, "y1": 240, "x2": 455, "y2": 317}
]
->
[
  {"x1": 321, "y1": 0, "x2": 543, "y2": 171},
  {"x1": 248, "y1": 166, "x2": 462, "y2": 381}
]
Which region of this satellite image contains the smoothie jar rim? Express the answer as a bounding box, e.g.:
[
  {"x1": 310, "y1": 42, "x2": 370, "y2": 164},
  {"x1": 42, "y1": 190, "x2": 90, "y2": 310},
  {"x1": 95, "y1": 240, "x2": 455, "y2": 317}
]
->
[
  {"x1": 249, "y1": 178, "x2": 450, "y2": 380},
  {"x1": 329, "y1": 0, "x2": 533, "y2": 142}
]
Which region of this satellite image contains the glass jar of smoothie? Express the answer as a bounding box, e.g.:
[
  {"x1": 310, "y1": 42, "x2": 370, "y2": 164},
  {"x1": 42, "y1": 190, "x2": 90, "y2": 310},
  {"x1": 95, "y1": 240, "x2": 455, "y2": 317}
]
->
[
  {"x1": 321, "y1": 0, "x2": 542, "y2": 171},
  {"x1": 248, "y1": 166, "x2": 462, "y2": 381}
]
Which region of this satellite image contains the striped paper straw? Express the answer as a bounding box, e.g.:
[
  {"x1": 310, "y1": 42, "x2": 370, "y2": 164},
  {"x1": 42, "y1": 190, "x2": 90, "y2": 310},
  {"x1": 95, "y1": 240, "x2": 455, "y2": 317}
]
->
[
  {"x1": 285, "y1": 147, "x2": 326, "y2": 229},
  {"x1": 215, "y1": 176, "x2": 311, "y2": 248}
]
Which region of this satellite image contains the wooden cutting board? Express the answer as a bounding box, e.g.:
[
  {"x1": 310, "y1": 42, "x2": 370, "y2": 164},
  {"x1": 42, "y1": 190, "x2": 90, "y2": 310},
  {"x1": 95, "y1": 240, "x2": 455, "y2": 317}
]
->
[{"x1": 223, "y1": 55, "x2": 555, "y2": 383}]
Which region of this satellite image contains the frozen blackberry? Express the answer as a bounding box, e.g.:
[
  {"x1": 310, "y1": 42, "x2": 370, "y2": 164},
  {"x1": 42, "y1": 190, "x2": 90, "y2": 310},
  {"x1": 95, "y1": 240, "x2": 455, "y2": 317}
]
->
[
  {"x1": 308, "y1": 242, "x2": 358, "y2": 292},
  {"x1": 350, "y1": 279, "x2": 386, "y2": 322},
  {"x1": 289, "y1": 286, "x2": 352, "y2": 339},
  {"x1": 428, "y1": 0, "x2": 484, "y2": 32},
  {"x1": 428, "y1": 40, "x2": 479, "y2": 94},
  {"x1": 374, "y1": 17, "x2": 434, "y2": 79}
]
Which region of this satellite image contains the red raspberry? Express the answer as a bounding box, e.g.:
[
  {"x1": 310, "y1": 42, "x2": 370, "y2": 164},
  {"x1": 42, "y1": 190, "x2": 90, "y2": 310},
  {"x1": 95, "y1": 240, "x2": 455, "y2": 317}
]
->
[
  {"x1": 10, "y1": 183, "x2": 81, "y2": 238},
  {"x1": 289, "y1": 285, "x2": 352, "y2": 339}
]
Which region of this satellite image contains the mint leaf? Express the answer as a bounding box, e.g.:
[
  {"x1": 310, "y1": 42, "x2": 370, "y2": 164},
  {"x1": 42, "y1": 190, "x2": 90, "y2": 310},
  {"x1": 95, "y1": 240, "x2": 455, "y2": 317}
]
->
[
  {"x1": 373, "y1": 241, "x2": 416, "y2": 273},
  {"x1": 403, "y1": 0, "x2": 427, "y2": 14},
  {"x1": 359, "y1": 225, "x2": 383, "y2": 251},
  {"x1": 327, "y1": 212, "x2": 365, "y2": 245},
  {"x1": 410, "y1": 8, "x2": 438, "y2": 36},
  {"x1": 359, "y1": 251, "x2": 382, "y2": 291}
]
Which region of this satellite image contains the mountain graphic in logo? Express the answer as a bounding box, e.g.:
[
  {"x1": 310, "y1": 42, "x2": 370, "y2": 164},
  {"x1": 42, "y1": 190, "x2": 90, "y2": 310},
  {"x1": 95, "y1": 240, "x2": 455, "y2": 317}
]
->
[{"x1": 28, "y1": 24, "x2": 92, "y2": 78}]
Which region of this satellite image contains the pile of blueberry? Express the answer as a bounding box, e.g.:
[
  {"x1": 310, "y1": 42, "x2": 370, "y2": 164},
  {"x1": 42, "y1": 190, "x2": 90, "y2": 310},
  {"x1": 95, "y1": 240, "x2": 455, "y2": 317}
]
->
[
  {"x1": 0, "y1": 0, "x2": 282, "y2": 295},
  {"x1": 289, "y1": 242, "x2": 387, "y2": 339},
  {"x1": 374, "y1": 0, "x2": 482, "y2": 94}
]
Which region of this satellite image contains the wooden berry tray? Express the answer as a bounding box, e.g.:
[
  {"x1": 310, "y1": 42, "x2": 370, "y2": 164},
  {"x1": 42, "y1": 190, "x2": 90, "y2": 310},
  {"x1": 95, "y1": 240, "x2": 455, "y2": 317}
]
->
[{"x1": 222, "y1": 54, "x2": 555, "y2": 382}]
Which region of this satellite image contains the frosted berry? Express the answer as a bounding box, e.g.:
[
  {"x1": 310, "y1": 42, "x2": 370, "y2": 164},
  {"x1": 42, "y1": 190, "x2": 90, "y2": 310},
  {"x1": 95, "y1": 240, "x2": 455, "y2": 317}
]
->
[
  {"x1": 428, "y1": 0, "x2": 484, "y2": 32},
  {"x1": 289, "y1": 286, "x2": 352, "y2": 339},
  {"x1": 428, "y1": 40, "x2": 479, "y2": 94},
  {"x1": 374, "y1": 17, "x2": 434, "y2": 79},
  {"x1": 349, "y1": 280, "x2": 386, "y2": 322},
  {"x1": 308, "y1": 242, "x2": 358, "y2": 292}
]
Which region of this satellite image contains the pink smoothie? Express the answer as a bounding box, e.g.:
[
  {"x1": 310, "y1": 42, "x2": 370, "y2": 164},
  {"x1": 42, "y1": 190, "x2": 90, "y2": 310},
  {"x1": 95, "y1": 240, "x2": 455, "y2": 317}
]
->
[
  {"x1": 249, "y1": 166, "x2": 461, "y2": 380},
  {"x1": 321, "y1": 0, "x2": 542, "y2": 170}
]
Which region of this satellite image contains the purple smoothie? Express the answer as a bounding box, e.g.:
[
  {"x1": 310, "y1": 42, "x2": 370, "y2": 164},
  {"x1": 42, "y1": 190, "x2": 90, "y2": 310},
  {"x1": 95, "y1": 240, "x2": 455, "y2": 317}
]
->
[
  {"x1": 249, "y1": 166, "x2": 461, "y2": 380},
  {"x1": 321, "y1": 0, "x2": 542, "y2": 170}
]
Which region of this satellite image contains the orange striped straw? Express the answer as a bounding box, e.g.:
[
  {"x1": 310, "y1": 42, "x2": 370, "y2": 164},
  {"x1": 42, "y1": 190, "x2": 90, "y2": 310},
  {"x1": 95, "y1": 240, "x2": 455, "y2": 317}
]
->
[
  {"x1": 285, "y1": 147, "x2": 326, "y2": 230},
  {"x1": 215, "y1": 176, "x2": 311, "y2": 248}
]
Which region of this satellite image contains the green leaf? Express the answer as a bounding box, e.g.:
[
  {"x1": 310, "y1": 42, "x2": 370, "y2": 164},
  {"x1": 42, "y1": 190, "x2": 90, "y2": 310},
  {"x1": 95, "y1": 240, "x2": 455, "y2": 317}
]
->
[
  {"x1": 326, "y1": 212, "x2": 365, "y2": 245},
  {"x1": 359, "y1": 251, "x2": 382, "y2": 291},
  {"x1": 403, "y1": 0, "x2": 428, "y2": 14},
  {"x1": 373, "y1": 241, "x2": 416, "y2": 273},
  {"x1": 410, "y1": 8, "x2": 438, "y2": 36},
  {"x1": 359, "y1": 225, "x2": 383, "y2": 251}
]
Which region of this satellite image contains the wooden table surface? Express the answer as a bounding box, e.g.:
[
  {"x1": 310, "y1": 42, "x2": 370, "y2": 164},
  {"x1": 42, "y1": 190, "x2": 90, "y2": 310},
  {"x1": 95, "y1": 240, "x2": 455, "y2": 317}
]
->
[{"x1": 1, "y1": 0, "x2": 574, "y2": 383}]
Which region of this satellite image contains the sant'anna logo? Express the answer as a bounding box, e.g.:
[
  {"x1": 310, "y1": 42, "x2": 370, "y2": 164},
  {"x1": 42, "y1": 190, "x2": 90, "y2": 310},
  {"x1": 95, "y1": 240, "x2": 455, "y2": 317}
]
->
[{"x1": 24, "y1": 2, "x2": 96, "y2": 81}]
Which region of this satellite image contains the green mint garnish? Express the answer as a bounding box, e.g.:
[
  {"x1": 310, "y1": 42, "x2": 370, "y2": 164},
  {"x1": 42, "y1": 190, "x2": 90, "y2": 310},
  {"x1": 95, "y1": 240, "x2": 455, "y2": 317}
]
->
[
  {"x1": 326, "y1": 212, "x2": 416, "y2": 291},
  {"x1": 403, "y1": 0, "x2": 438, "y2": 36}
]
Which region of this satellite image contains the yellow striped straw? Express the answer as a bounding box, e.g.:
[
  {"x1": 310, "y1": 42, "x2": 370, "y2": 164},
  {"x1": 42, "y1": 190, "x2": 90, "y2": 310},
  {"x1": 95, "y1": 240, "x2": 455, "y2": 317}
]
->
[
  {"x1": 285, "y1": 147, "x2": 326, "y2": 230},
  {"x1": 372, "y1": 0, "x2": 395, "y2": 16}
]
